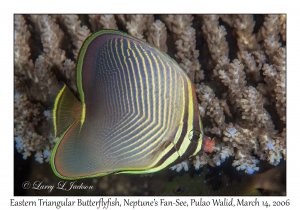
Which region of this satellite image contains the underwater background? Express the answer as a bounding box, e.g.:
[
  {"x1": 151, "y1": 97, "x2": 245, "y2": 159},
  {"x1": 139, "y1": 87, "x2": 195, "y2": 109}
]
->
[{"x1": 14, "y1": 14, "x2": 286, "y2": 196}]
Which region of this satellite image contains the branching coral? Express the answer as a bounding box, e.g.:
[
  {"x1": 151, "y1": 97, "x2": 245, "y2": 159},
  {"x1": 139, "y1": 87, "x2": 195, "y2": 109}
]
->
[{"x1": 14, "y1": 14, "x2": 286, "y2": 174}]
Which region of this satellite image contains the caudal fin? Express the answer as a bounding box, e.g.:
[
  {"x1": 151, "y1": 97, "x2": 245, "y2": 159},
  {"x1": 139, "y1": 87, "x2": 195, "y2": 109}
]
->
[
  {"x1": 255, "y1": 162, "x2": 286, "y2": 194},
  {"x1": 53, "y1": 84, "x2": 84, "y2": 137}
]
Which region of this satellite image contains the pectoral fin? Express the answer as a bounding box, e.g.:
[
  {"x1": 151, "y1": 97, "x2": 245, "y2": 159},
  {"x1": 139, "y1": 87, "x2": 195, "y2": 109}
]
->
[{"x1": 53, "y1": 84, "x2": 84, "y2": 137}]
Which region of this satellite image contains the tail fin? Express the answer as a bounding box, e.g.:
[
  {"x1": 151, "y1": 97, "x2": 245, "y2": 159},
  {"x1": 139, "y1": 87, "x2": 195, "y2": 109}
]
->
[
  {"x1": 53, "y1": 85, "x2": 84, "y2": 137},
  {"x1": 255, "y1": 162, "x2": 286, "y2": 194}
]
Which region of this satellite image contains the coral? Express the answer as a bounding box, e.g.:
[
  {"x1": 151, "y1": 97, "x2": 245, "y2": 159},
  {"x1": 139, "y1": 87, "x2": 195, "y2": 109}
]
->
[
  {"x1": 202, "y1": 15, "x2": 229, "y2": 65},
  {"x1": 161, "y1": 14, "x2": 204, "y2": 82},
  {"x1": 147, "y1": 19, "x2": 168, "y2": 53},
  {"x1": 14, "y1": 14, "x2": 286, "y2": 174},
  {"x1": 169, "y1": 160, "x2": 190, "y2": 172}
]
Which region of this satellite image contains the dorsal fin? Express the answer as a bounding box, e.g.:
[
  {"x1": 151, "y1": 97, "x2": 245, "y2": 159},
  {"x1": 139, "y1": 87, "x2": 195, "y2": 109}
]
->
[{"x1": 53, "y1": 85, "x2": 84, "y2": 137}]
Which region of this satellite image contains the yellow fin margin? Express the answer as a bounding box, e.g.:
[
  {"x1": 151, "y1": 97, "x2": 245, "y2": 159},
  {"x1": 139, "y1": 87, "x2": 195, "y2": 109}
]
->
[{"x1": 53, "y1": 84, "x2": 84, "y2": 137}]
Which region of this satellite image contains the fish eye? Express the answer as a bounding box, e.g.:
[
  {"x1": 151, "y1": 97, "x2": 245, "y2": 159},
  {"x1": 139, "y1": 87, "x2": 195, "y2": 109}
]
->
[
  {"x1": 188, "y1": 129, "x2": 201, "y2": 142},
  {"x1": 173, "y1": 186, "x2": 184, "y2": 194}
]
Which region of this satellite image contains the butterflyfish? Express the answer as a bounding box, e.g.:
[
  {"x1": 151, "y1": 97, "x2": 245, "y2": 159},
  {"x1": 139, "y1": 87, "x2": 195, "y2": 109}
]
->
[{"x1": 51, "y1": 30, "x2": 203, "y2": 180}]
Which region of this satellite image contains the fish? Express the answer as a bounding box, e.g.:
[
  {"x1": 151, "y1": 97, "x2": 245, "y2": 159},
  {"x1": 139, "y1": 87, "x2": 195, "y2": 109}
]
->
[
  {"x1": 50, "y1": 30, "x2": 203, "y2": 180},
  {"x1": 162, "y1": 159, "x2": 286, "y2": 196}
]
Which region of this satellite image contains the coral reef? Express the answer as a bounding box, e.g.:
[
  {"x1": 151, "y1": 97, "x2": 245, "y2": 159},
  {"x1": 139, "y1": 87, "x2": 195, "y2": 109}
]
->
[{"x1": 14, "y1": 14, "x2": 286, "y2": 174}]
